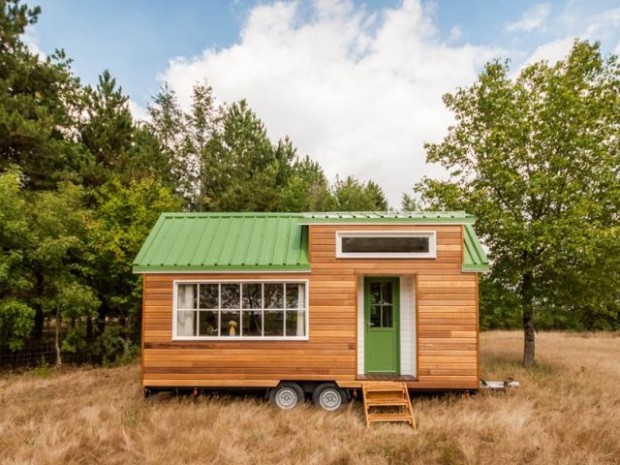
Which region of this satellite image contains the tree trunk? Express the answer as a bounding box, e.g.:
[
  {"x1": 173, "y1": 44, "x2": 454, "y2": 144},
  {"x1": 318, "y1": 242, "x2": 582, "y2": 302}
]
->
[
  {"x1": 97, "y1": 296, "x2": 108, "y2": 336},
  {"x1": 523, "y1": 306, "x2": 535, "y2": 367},
  {"x1": 34, "y1": 307, "x2": 44, "y2": 339},
  {"x1": 86, "y1": 316, "x2": 93, "y2": 340},
  {"x1": 33, "y1": 272, "x2": 45, "y2": 338},
  {"x1": 54, "y1": 310, "x2": 62, "y2": 367},
  {"x1": 521, "y1": 269, "x2": 535, "y2": 367}
]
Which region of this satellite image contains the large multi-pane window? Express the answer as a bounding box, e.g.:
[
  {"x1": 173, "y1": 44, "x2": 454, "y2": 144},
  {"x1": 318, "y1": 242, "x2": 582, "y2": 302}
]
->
[{"x1": 175, "y1": 281, "x2": 308, "y2": 340}]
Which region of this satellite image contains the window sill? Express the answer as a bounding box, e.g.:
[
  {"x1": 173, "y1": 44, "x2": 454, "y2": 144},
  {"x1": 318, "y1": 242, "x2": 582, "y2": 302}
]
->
[{"x1": 171, "y1": 336, "x2": 310, "y2": 342}]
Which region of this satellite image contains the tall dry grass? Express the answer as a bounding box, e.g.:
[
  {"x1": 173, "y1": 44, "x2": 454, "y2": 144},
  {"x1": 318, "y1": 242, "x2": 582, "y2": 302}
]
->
[{"x1": 1, "y1": 331, "x2": 619, "y2": 465}]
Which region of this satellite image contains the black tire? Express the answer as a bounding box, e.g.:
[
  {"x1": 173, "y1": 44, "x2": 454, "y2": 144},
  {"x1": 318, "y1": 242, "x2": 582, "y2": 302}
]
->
[
  {"x1": 312, "y1": 383, "x2": 347, "y2": 411},
  {"x1": 269, "y1": 382, "x2": 305, "y2": 409}
]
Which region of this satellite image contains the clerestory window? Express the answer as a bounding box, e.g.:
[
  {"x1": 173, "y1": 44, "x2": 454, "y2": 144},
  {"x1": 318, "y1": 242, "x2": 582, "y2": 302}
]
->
[{"x1": 336, "y1": 231, "x2": 436, "y2": 258}]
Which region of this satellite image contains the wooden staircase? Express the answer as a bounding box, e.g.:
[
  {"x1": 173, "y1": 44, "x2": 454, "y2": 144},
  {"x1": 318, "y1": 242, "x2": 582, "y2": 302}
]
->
[{"x1": 362, "y1": 382, "x2": 416, "y2": 428}]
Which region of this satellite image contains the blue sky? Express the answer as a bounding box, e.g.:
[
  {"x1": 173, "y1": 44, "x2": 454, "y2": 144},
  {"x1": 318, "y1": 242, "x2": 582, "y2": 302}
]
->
[{"x1": 28, "y1": 0, "x2": 620, "y2": 206}]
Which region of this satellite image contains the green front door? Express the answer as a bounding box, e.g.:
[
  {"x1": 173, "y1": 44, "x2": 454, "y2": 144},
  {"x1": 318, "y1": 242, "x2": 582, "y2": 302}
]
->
[{"x1": 364, "y1": 277, "x2": 400, "y2": 373}]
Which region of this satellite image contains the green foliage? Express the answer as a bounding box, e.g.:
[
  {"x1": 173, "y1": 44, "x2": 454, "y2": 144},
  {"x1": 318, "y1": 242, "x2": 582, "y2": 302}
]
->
[
  {"x1": 0, "y1": 2, "x2": 395, "y2": 367},
  {"x1": 0, "y1": 2, "x2": 84, "y2": 189},
  {"x1": 101, "y1": 324, "x2": 140, "y2": 365},
  {"x1": 332, "y1": 176, "x2": 388, "y2": 211},
  {"x1": 0, "y1": 298, "x2": 35, "y2": 350},
  {"x1": 0, "y1": 169, "x2": 35, "y2": 349},
  {"x1": 0, "y1": 168, "x2": 32, "y2": 291},
  {"x1": 88, "y1": 176, "x2": 182, "y2": 344},
  {"x1": 278, "y1": 155, "x2": 335, "y2": 211},
  {"x1": 148, "y1": 85, "x2": 389, "y2": 213},
  {"x1": 0, "y1": 169, "x2": 93, "y2": 354},
  {"x1": 401, "y1": 193, "x2": 418, "y2": 211},
  {"x1": 31, "y1": 357, "x2": 51, "y2": 377},
  {"x1": 147, "y1": 83, "x2": 214, "y2": 204},
  {"x1": 0, "y1": 167, "x2": 179, "y2": 361},
  {"x1": 199, "y1": 99, "x2": 283, "y2": 211},
  {"x1": 479, "y1": 275, "x2": 521, "y2": 330},
  {"x1": 79, "y1": 70, "x2": 134, "y2": 186},
  {"x1": 0, "y1": 0, "x2": 40, "y2": 55},
  {"x1": 414, "y1": 41, "x2": 620, "y2": 361},
  {"x1": 55, "y1": 281, "x2": 98, "y2": 322}
]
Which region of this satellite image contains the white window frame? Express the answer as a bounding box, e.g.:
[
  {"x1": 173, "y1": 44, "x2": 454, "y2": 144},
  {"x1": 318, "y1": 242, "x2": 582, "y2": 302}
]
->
[
  {"x1": 336, "y1": 231, "x2": 437, "y2": 259},
  {"x1": 172, "y1": 279, "x2": 309, "y2": 341}
]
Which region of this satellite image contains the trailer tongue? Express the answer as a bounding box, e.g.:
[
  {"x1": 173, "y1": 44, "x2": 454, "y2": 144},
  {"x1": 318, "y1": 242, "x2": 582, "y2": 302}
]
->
[{"x1": 480, "y1": 378, "x2": 520, "y2": 390}]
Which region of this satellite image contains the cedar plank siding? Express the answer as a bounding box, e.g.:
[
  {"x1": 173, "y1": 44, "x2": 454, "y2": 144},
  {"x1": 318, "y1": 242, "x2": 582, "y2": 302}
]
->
[
  {"x1": 309, "y1": 224, "x2": 478, "y2": 390},
  {"x1": 142, "y1": 224, "x2": 479, "y2": 390}
]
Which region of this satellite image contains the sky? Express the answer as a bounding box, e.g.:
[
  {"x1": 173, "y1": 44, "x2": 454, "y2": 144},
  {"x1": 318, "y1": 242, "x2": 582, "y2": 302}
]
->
[{"x1": 28, "y1": 0, "x2": 620, "y2": 207}]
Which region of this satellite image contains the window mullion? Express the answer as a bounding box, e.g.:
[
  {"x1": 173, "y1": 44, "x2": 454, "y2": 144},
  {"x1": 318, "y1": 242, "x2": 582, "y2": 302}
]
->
[
  {"x1": 239, "y1": 282, "x2": 243, "y2": 338},
  {"x1": 261, "y1": 284, "x2": 265, "y2": 337},
  {"x1": 196, "y1": 284, "x2": 200, "y2": 337},
  {"x1": 217, "y1": 283, "x2": 221, "y2": 337}
]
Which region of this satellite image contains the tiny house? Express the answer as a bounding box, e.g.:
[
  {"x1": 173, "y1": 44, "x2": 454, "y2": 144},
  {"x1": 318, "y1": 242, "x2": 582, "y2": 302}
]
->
[{"x1": 133, "y1": 212, "x2": 488, "y2": 410}]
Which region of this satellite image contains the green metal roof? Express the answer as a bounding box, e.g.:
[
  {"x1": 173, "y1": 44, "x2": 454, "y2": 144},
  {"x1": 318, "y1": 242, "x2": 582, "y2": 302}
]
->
[
  {"x1": 462, "y1": 224, "x2": 489, "y2": 272},
  {"x1": 133, "y1": 212, "x2": 488, "y2": 273},
  {"x1": 299, "y1": 211, "x2": 475, "y2": 224},
  {"x1": 133, "y1": 213, "x2": 309, "y2": 273}
]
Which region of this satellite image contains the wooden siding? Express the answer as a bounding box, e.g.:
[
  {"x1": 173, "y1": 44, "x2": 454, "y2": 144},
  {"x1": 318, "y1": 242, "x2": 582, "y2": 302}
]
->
[{"x1": 142, "y1": 224, "x2": 479, "y2": 390}]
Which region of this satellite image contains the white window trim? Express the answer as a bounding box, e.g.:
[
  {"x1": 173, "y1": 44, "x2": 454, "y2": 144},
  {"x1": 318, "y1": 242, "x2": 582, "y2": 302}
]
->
[
  {"x1": 336, "y1": 231, "x2": 437, "y2": 259},
  {"x1": 172, "y1": 279, "x2": 310, "y2": 341}
]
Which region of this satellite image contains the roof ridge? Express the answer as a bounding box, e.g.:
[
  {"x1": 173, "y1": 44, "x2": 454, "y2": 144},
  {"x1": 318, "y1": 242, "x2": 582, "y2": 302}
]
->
[
  {"x1": 160, "y1": 212, "x2": 305, "y2": 218},
  {"x1": 157, "y1": 211, "x2": 472, "y2": 216}
]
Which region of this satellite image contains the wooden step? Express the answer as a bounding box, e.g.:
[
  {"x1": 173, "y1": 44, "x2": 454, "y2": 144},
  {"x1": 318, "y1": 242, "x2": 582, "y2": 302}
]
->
[
  {"x1": 365, "y1": 395, "x2": 409, "y2": 403},
  {"x1": 362, "y1": 382, "x2": 406, "y2": 389},
  {"x1": 362, "y1": 381, "x2": 416, "y2": 428},
  {"x1": 366, "y1": 398, "x2": 410, "y2": 407},
  {"x1": 364, "y1": 388, "x2": 406, "y2": 394},
  {"x1": 365, "y1": 393, "x2": 407, "y2": 400},
  {"x1": 367, "y1": 413, "x2": 415, "y2": 423}
]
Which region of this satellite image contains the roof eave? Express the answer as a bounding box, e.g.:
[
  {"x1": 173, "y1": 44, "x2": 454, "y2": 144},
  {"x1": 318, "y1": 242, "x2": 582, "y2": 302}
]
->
[
  {"x1": 132, "y1": 265, "x2": 312, "y2": 274},
  {"x1": 298, "y1": 217, "x2": 476, "y2": 225}
]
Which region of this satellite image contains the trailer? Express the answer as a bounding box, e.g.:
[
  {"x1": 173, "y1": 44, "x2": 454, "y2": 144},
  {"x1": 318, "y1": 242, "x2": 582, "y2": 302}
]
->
[{"x1": 133, "y1": 211, "x2": 488, "y2": 410}]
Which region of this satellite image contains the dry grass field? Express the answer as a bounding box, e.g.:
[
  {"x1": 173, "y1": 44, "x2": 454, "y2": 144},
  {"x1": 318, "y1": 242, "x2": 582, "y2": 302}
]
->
[{"x1": 1, "y1": 331, "x2": 619, "y2": 465}]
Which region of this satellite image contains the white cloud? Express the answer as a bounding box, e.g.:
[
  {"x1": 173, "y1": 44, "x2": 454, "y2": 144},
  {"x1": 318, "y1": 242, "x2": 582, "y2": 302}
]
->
[
  {"x1": 161, "y1": 0, "x2": 498, "y2": 207},
  {"x1": 128, "y1": 99, "x2": 149, "y2": 122},
  {"x1": 520, "y1": 5, "x2": 620, "y2": 70},
  {"x1": 507, "y1": 3, "x2": 551, "y2": 33},
  {"x1": 583, "y1": 8, "x2": 620, "y2": 39},
  {"x1": 523, "y1": 37, "x2": 575, "y2": 66},
  {"x1": 22, "y1": 28, "x2": 45, "y2": 58},
  {"x1": 448, "y1": 26, "x2": 462, "y2": 43}
]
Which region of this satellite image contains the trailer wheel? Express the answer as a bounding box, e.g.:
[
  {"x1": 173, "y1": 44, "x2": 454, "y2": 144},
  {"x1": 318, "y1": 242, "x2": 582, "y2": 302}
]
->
[
  {"x1": 312, "y1": 383, "x2": 347, "y2": 411},
  {"x1": 269, "y1": 382, "x2": 305, "y2": 409}
]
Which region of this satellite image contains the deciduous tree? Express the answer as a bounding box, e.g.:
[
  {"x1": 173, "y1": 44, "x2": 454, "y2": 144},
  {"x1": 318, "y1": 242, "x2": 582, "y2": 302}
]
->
[{"x1": 414, "y1": 41, "x2": 620, "y2": 366}]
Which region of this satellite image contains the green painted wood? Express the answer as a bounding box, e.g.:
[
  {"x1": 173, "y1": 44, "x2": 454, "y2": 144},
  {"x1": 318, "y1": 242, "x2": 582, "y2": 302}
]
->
[
  {"x1": 364, "y1": 277, "x2": 400, "y2": 374},
  {"x1": 462, "y1": 224, "x2": 489, "y2": 272}
]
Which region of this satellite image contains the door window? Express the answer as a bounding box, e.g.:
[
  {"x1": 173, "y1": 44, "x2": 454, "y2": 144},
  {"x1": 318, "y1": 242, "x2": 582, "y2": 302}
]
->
[{"x1": 369, "y1": 281, "x2": 394, "y2": 328}]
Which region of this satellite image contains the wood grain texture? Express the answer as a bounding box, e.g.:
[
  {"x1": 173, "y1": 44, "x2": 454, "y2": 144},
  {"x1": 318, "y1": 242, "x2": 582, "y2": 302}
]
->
[{"x1": 141, "y1": 224, "x2": 480, "y2": 390}]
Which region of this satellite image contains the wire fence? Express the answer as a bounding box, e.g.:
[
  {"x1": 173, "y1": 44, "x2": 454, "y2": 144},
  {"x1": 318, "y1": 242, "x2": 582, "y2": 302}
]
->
[{"x1": 0, "y1": 340, "x2": 105, "y2": 372}]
